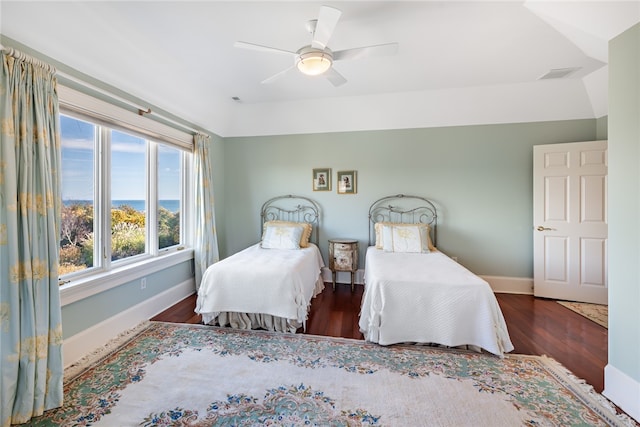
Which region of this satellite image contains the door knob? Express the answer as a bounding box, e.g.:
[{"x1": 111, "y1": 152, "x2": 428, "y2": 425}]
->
[{"x1": 537, "y1": 226, "x2": 553, "y2": 231}]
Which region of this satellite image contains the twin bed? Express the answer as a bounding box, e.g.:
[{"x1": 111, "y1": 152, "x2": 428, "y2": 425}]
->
[
  {"x1": 195, "y1": 193, "x2": 513, "y2": 357},
  {"x1": 359, "y1": 194, "x2": 514, "y2": 357},
  {"x1": 195, "y1": 195, "x2": 325, "y2": 333}
]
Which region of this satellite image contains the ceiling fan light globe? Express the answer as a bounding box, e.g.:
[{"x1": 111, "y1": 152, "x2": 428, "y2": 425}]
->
[{"x1": 296, "y1": 51, "x2": 332, "y2": 76}]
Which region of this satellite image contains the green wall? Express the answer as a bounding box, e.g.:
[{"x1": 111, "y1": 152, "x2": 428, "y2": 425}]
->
[
  {"x1": 608, "y1": 22, "x2": 640, "y2": 384},
  {"x1": 209, "y1": 133, "x2": 227, "y2": 254},
  {"x1": 596, "y1": 116, "x2": 608, "y2": 140},
  {"x1": 60, "y1": 118, "x2": 598, "y2": 339},
  {"x1": 222, "y1": 119, "x2": 598, "y2": 278},
  {"x1": 61, "y1": 260, "x2": 193, "y2": 338}
]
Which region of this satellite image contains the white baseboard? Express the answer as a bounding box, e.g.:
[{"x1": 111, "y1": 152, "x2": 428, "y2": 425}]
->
[
  {"x1": 63, "y1": 278, "x2": 195, "y2": 368},
  {"x1": 481, "y1": 275, "x2": 533, "y2": 295},
  {"x1": 603, "y1": 364, "x2": 640, "y2": 422}
]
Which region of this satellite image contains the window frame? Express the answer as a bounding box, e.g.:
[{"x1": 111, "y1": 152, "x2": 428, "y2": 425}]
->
[{"x1": 58, "y1": 86, "x2": 195, "y2": 306}]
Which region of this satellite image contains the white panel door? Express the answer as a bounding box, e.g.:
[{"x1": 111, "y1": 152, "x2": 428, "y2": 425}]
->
[{"x1": 533, "y1": 140, "x2": 608, "y2": 304}]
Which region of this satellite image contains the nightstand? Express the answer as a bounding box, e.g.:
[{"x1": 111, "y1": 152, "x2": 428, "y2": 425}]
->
[{"x1": 328, "y1": 238, "x2": 359, "y2": 292}]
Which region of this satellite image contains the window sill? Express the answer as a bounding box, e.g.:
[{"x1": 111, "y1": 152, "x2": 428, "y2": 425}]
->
[{"x1": 60, "y1": 249, "x2": 194, "y2": 306}]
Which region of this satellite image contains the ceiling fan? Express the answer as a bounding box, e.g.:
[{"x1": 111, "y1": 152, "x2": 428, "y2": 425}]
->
[{"x1": 234, "y1": 5, "x2": 399, "y2": 87}]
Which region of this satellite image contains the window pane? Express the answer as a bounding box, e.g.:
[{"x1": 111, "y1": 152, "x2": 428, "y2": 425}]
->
[
  {"x1": 111, "y1": 130, "x2": 147, "y2": 261},
  {"x1": 158, "y1": 144, "x2": 182, "y2": 249},
  {"x1": 60, "y1": 115, "x2": 96, "y2": 276}
]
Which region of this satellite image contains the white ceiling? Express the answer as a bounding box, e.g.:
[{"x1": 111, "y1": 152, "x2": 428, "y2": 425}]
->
[{"x1": 1, "y1": 1, "x2": 639, "y2": 137}]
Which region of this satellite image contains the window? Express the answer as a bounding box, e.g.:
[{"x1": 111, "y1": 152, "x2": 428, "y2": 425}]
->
[
  {"x1": 59, "y1": 112, "x2": 191, "y2": 283},
  {"x1": 59, "y1": 115, "x2": 97, "y2": 275},
  {"x1": 157, "y1": 144, "x2": 182, "y2": 250},
  {"x1": 110, "y1": 129, "x2": 148, "y2": 262}
]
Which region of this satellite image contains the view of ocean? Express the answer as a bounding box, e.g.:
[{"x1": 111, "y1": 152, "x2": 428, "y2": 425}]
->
[{"x1": 63, "y1": 200, "x2": 180, "y2": 213}]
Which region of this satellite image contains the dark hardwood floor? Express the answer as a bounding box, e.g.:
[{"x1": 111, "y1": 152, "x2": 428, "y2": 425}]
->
[{"x1": 151, "y1": 283, "x2": 607, "y2": 393}]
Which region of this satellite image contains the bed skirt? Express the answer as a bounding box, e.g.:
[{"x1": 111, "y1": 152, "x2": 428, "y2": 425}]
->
[
  {"x1": 202, "y1": 276, "x2": 325, "y2": 333},
  {"x1": 209, "y1": 312, "x2": 300, "y2": 333}
]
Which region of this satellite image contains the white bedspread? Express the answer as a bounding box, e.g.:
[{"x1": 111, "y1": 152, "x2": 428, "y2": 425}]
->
[
  {"x1": 359, "y1": 246, "x2": 514, "y2": 357},
  {"x1": 195, "y1": 243, "x2": 325, "y2": 328}
]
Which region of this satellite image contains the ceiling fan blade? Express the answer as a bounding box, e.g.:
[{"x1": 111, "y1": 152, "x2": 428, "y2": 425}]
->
[
  {"x1": 333, "y1": 42, "x2": 399, "y2": 61},
  {"x1": 261, "y1": 65, "x2": 296, "y2": 84},
  {"x1": 325, "y1": 68, "x2": 347, "y2": 87},
  {"x1": 234, "y1": 41, "x2": 296, "y2": 56},
  {"x1": 311, "y1": 6, "x2": 342, "y2": 49}
]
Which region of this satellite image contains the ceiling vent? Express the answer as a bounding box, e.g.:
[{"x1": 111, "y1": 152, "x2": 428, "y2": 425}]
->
[{"x1": 538, "y1": 67, "x2": 581, "y2": 80}]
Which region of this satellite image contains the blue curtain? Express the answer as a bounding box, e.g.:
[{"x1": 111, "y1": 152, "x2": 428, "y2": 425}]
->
[
  {"x1": 193, "y1": 133, "x2": 220, "y2": 288},
  {"x1": 0, "y1": 49, "x2": 64, "y2": 426}
]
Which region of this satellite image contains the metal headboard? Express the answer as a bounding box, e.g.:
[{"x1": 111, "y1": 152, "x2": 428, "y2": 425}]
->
[
  {"x1": 261, "y1": 195, "x2": 321, "y2": 245},
  {"x1": 368, "y1": 194, "x2": 438, "y2": 246}
]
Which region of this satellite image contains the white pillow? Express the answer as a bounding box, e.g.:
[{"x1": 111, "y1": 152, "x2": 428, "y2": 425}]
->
[
  {"x1": 261, "y1": 225, "x2": 304, "y2": 250},
  {"x1": 381, "y1": 224, "x2": 430, "y2": 253},
  {"x1": 375, "y1": 222, "x2": 435, "y2": 251},
  {"x1": 263, "y1": 220, "x2": 312, "y2": 248}
]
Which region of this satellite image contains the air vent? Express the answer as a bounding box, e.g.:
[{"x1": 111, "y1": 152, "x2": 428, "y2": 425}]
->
[{"x1": 538, "y1": 67, "x2": 581, "y2": 80}]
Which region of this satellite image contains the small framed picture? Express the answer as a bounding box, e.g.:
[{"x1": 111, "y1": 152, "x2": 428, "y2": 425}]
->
[
  {"x1": 312, "y1": 168, "x2": 331, "y2": 191},
  {"x1": 337, "y1": 170, "x2": 357, "y2": 194}
]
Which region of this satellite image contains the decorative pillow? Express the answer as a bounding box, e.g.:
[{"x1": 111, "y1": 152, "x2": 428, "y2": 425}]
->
[
  {"x1": 263, "y1": 220, "x2": 312, "y2": 248},
  {"x1": 381, "y1": 224, "x2": 431, "y2": 253},
  {"x1": 376, "y1": 222, "x2": 434, "y2": 252},
  {"x1": 261, "y1": 224, "x2": 304, "y2": 249}
]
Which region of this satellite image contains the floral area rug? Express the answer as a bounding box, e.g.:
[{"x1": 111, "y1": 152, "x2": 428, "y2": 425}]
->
[
  {"x1": 21, "y1": 321, "x2": 635, "y2": 426},
  {"x1": 557, "y1": 300, "x2": 608, "y2": 328}
]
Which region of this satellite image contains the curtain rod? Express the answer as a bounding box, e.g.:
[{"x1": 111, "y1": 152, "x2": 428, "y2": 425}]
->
[
  {"x1": 1, "y1": 44, "x2": 56, "y2": 73},
  {"x1": 2, "y1": 42, "x2": 202, "y2": 136},
  {"x1": 56, "y1": 70, "x2": 201, "y2": 135}
]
